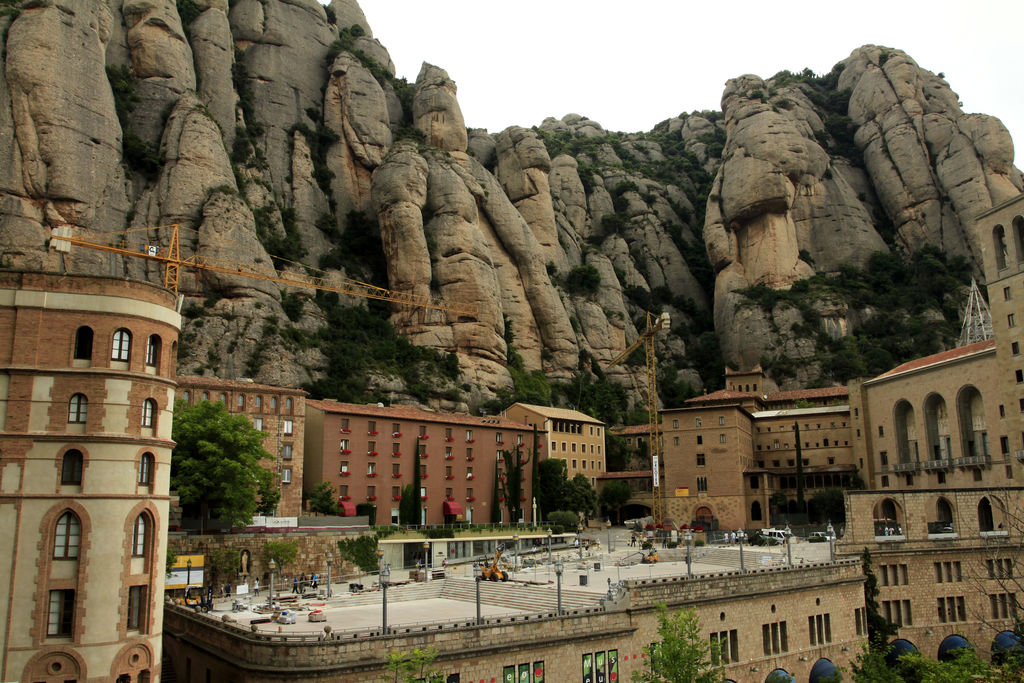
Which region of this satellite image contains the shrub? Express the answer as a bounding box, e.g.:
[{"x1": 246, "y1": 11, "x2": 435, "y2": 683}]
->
[
  {"x1": 548, "y1": 510, "x2": 579, "y2": 528},
  {"x1": 564, "y1": 265, "x2": 601, "y2": 295}
]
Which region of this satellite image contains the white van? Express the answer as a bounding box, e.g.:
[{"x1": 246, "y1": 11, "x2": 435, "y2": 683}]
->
[{"x1": 760, "y1": 528, "x2": 788, "y2": 545}]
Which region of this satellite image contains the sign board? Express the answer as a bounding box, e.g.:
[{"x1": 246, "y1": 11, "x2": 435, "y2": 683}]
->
[
  {"x1": 674, "y1": 487, "x2": 690, "y2": 497},
  {"x1": 165, "y1": 554, "x2": 205, "y2": 590}
]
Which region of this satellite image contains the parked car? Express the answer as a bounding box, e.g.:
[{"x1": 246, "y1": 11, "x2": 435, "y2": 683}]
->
[
  {"x1": 808, "y1": 531, "x2": 835, "y2": 542},
  {"x1": 760, "y1": 528, "x2": 789, "y2": 545}
]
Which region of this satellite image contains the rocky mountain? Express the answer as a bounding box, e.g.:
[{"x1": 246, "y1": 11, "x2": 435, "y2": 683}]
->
[{"x1": 0, "y1": 1, "x2": 1020, "y2": 416}]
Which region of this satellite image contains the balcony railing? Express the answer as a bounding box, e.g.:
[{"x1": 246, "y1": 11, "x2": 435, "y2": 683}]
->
[
  {"x1": 1016, "y1": 450, "x2": 1024, "y2": 463},
  {"x1": 955, "y1": 455, "x2": 991, "y2": 468},
  {"x1": 922, "y1": 459, "x2": 950, "y2": 471},
  {"x1": 892, "y1": 461, "x2": 919, "y2": 473}
]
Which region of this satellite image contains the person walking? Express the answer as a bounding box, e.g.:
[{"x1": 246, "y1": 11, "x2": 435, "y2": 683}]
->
[
  {"x1": 292, "y1": 576, "x2": 299, "y2": 594},
  {"x1": 253, "y1": 578, "x2": 260, "y2": 596}
]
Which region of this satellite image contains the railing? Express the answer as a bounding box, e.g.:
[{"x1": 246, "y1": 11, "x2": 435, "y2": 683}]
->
[
  {"x1": 892, "y1": 462, "x2": 919, "y2": 473},
  {"x1": 922, "y1": 459, "x2": 949, "y2": 471},
  {"x1": 955, "y1": 455, "x2": 991, "y2": 467},
  {"x1": 1015, "y1": 450, "x2": 1024, "y2": 463}
]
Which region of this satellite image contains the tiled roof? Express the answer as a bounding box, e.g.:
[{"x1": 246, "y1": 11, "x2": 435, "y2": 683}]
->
[
  {"x1": 598, "y1": 470, "x2": 653, "y2": 479},
  {"x1": 871, "y1": 339, "x2": 995, "y2": 381},
  {"x1": 177, "y1": 375, "x2": 307, "y2": 395},
  {"x1": 307, "y1": 400, "x2": 533, "y2": 431},
  {"x1": 506, "y1": 403, "x2": 604, "y2": 425},
  {"x1": 610, "y1": 424, "x2": 662, "y2": 436},
  {"x1": 684, "y1": 389, "x2": 755, "y2": 404},
  {"x1": 765, "y1": 386, "x2": 848, "y2": 401}
]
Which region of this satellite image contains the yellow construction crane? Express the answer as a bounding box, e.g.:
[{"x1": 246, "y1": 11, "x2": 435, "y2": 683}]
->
[
  {"x1": 607, "y1": 311, "x2": 670, "y2": 526},
  {"x1": 49, "y1": 223, "x2": 473, "y2": 316}
]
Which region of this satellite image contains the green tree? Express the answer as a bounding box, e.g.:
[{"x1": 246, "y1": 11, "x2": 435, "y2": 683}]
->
[
  {"x1": 380, "y1": 646, "x2": 444, "y2": 683},
  {"x1": 809, "y1": 488, "x2": 846, "y2": 525},
  {"x1": 861, "y1": 549, "x2": 898, "y2": 649},
  {"x1": 499, "y1": 442, "x2": 536, "y2": 524},
  {"x1": 399, "y1": 484, "x2": 417, "y2": 525},
  {"x1": 171, "y1": 400, "x2": 275, "y2": 528},
  {"x1": 263, "y1": 540, "x2": 299, "y2": 570},
  {"x1": 208, "y1": 547, "x2": 240, "y2": 588},
  {"x1": 337, "y1": 534, "x2": 380, "y2": 582},
  {"x1": 308, "y1": 481, "x2": 339, "y2": 515},
  {"x1": 256, "y1": 477, "x2": 281, "y2": 516},
  {"x1": 565, "y1": 473, "x2": 598, "y2": 521},
  {"x1": 536, "y1": 458, "x2": 569, "y2": 521},
  {"x1": 632, "y1": 604, "x2": 724, "y2": 683},
  {"x1": 165, "y1": 547, "x2": 178, "y2": 576},
  {"x1": 605, "y1": 432, "x2": 630, "y2": 471},
  {"x1": 599, "y1": 481, "x2": 632, "y2": 523}
]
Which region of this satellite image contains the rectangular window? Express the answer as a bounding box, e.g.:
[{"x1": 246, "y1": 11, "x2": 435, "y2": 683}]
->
[
  {"x1": 882, "y1": 600, "x2": 912, "y2": 626},
  {"x1": 340, "y1": 418, "x2": 349, "y2": 430},
  {"x1": 989, "y1": 593, "x2": 1018, "y2": 619},
  {"x1": 937, "y1": 596, "x2": 966, "y2": 623},
  {"x1": 695, "y1": 417, "x2": 702, "y2": 427},
  {"x1": 672, "y1": 419, "x2": 679, "y2": 429},
  {"x1": 283, "y1": 419, "x2": 293, "y2": 435},
  {"x1": 718, "y1": 416, "x2": 725, "y2": 426},
  {"x1": 854, "y1": 607, "x2": 867, "y2": 636},
  {"x1": 367, "y1": 463, "x2": 376, "y2": 475},
  {"x1": 710, "y1": 629, "x2": 738, "y2": 664},
  {"x1": 1009, "y1": 313, "x2": 1017, "y2": 328},
  {"x1": 282, "y1": 444, "x2": 292, "y2": 460},
  {"x1": 719, "y1": 434, "x2": 726, "y2": 443},
  {"x1": 281, "y1": 468, "x2": 292, "y2": 483},
  {"x1": 572, "y1": 459, "x2": 577, "y2": 469},
  {"x1": 761, "y1": 621, "x2": 788, "y2": 655},
  {"x1": 696, "y1": 453, "x2": 705, "y2": 466},
  {"x1": 47, "y1": 590, "x2": 75, "y2": 636},
  {"x1": 1017, "y1": 369, "x2": 1023, "y2": 384},
  {"x1": 696, "y1": 476, "x2": 708, "y2": 492},
  {"x1": 127, "y1": 585, "x2": 147, "y2": 631},
  {"x1": 807, "y1": 613, "x2": 832, "y2": 646},
  {"x1": 878, "y1": 425, "x2": 884, "y2": 436},
  {"x1": 253, "y1": 417, "x2": 263, "y2": 431},
  {"x1": 1005, "y1": 286, "x2": 1013, "y2": 300},
  {"x1": 466, "y1": 429, "x2": 473, "y2": 441},
  {"x1": 696, "y1": 435, "x2": 703, "y2": 445},
  {"x1": 1014, "y1": 342, "x2": 1021, "y2": 356},
  {"x1": 673, "y1": 436, "x2": 680, "y2": 446},
  {"x1": 987, "y1": 559, "x2": 1014, "y2": 579}
]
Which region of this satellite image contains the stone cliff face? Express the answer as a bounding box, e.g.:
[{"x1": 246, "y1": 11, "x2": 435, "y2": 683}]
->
[{"x1": 0, "y1": 2, "x2": 1019, "y2": 406}]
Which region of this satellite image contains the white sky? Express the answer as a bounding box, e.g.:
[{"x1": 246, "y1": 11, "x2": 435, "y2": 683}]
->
[{"x1": 348, "y1": 0, "x2": 1022, "y2": 165}]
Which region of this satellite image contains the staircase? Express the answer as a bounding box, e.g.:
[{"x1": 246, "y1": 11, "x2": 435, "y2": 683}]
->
[{"x1": 440, "y1": 577, "x2": 602, "y2": 612}]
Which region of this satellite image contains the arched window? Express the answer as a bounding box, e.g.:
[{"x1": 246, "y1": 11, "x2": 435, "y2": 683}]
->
[
  {"x1": 270, "y1": 396, "x2": 278, "y2": 410},
  {"x1": 182, "y1": 390, "x2": 191, "y2": 403},
  {"x1": 201, "y1": 392, "x2": 209, "y2": 401},
  {"x1": 219, "y1": 393, "x2": 227, "y2": 404},
  {"x1": 285, "y1": 397, "x2": 293, "y2": 412},
  {"x1": 68, "y1": 394, "x2": 87, "y2": 424},
  {"x1": 751, "y1": 500, "x2": 763, "y2": 521},
  {"x1": 141, "y1": 399, "x2": 157, "y2": 428},
  {"x1": 236, "y1": 394, "x2": 245, "y2": 408},
  {"x1": 994, "y1": 225, "x2": 1008, "y2": 270},
  {"x1": 145, "y1": 335, "x2": 160, "y2": 367},
  {"x1": 61, "y1": 450, "x2": 83, "y2": 485},
  {"x1": 138, "y1": 453, "x2": 154, "y2": 486},
  {"x1": 254, "y1": 396, "x2": 262, "y2": 412},
  {"x1": 1013, "y1": 215, "x2": 1024, "y2": 264},
  {"x1": 132, "y1": 515, "x2": 147, "y2": 556},
  {"x1": 54, "y1": 512, "x2": 81, "y2": 559},
  {"x1": 73, "y1": 326, "x2": 93, "y2": 360},
  {"x1": 979, "y1": 497, "x2": 995, "y2": 532},
  {"x1": 111, "y1": 329, "x2": 132, "y2": 361}
]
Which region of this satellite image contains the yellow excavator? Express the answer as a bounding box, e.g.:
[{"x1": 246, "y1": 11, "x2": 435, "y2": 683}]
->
[{"x1": 479, "y1": 544, "x2": 510, "y2": 581}]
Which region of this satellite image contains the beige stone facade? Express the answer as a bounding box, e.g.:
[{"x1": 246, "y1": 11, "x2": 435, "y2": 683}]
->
[
  {"x1": 0, "y1": 272, "x2": 180, "y2": 682},
  {"x1": 659, "y1": 381, "x2": 856, "y2": 531},
  {"x1": 175, "y1": 377, "x2": 307, "y2": 517},
  {"x1": 304, "y1": 401, "x2": 535, "y2": 525},
  {"x1": 162, "y1": 560, "x2": 866, "y2": 682},
  {"x1": 503, "y1": 403, "x2": 606, "y2": 486},
  {"x1": 840, "y1": 488, "x2": 1024, "y2": 659}
]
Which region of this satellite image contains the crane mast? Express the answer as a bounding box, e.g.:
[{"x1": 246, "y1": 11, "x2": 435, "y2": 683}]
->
[{"x1": 607, "y1": 311, "x2": 670, "y2": 525}]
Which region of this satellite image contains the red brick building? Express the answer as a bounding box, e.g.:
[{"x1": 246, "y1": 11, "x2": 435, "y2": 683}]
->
[{"x1": 304, "y1": 402, "x2": 535, "y2": 525}]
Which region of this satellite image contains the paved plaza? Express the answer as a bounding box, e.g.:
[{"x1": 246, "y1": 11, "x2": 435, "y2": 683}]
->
[{"x1": 196, "y1": 528, "x2": 834, "y2": 636}]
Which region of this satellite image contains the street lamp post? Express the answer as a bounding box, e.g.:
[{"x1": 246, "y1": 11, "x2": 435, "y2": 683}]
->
[
  {"x1": 737, "y1": 530, "x2": 747, "y2": 572},
  {"x1": 326, "y1": 552, "x2": 333, "y2": 598},
  {"x1": 267, "y1": 558, "x2": 276, "y2": 610},
  {"x1": 785, "y1": 524, "x2": 793, "y2": 567},
  {"x1": 473, "y1": 562, "x2": 482, "y2": 625},
  {"x1": 512, "y1": 534, "x2": 519, "y2": 578},
  {"x1": 546, "y1": 528, "x2": 552, "y2": 565},
  {"x1": 685, "y1": 529, "x2": 693, "y2": 578},
  {"x1": 423, "y1": 540, "x2": 430, "y2": 582},
  {"x1": 186, "y1": 558, "x2": 192, "y2": 589},
  {"x1": 827, "y1": 521, "x2": 836, "y2": 562},
  {"x1": 606, "y1": 519, "x2": 613, "y2": 553},
  {"x1": 380, "y1": 562, "x2": 390, "y2": 634},
  {"x1": 577, "y1": 524, "x2": 583, "y2": 561},
  {"x1": 555, "y1": 559, "x2": 564, "y2": 616}
]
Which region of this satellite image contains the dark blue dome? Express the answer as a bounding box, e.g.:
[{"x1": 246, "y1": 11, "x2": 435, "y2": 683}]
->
[
  {"x1": 809, "y1": 658, "x2": 838, "y2": 683},
  {"x1": 938, "y1": 634, "x2": 972, "y2": 661},
  {"x1": 885, "y1": 639, "x2": 918, "y2": 665},
  {"x1": 992, "y1": 630, "x2": 1021, "y2": 663},
  {"x1": 765, "y1": 669, "x2": 795, "y2": 683}
]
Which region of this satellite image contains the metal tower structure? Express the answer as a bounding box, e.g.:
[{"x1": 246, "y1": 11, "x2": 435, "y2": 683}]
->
[{"x1": 959, "y1": 278, "x2": 994, "y2": 346}]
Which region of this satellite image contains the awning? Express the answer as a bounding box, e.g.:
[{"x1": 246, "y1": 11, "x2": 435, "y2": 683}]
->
[
  {"x1": 443, "y1": 500, "x2": 463, "y2": 515},
  {"x1": 338, "y1": 500, "x2": 356, "y2": 516}
]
